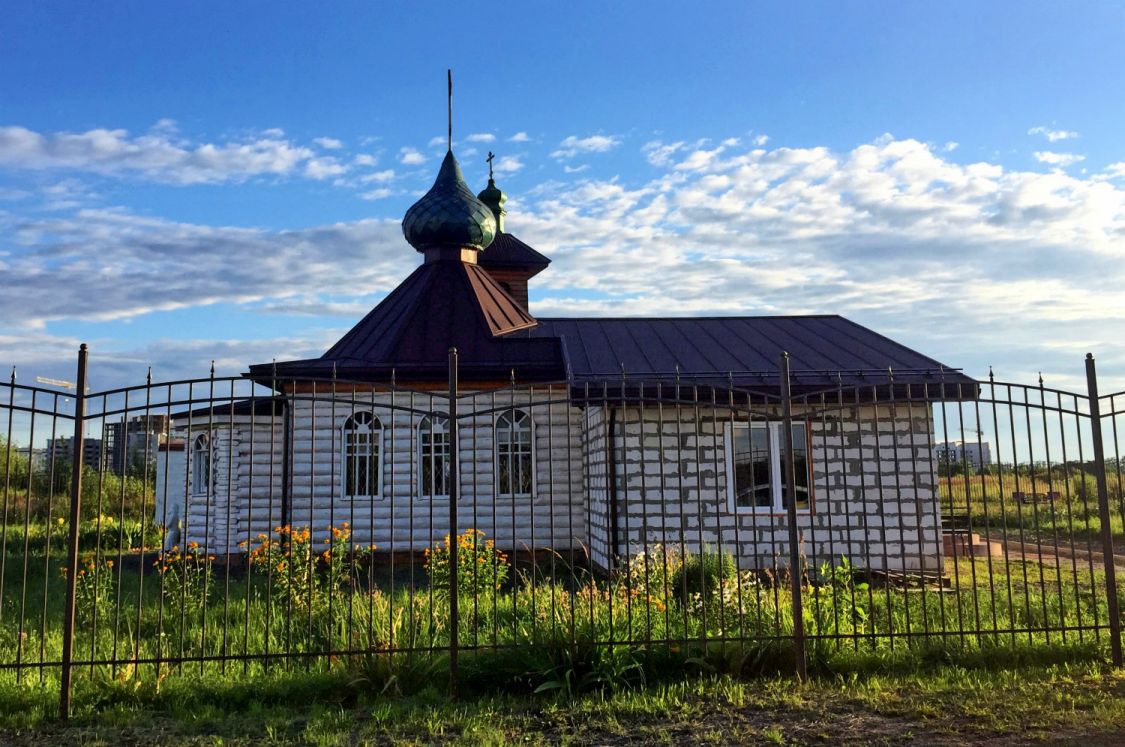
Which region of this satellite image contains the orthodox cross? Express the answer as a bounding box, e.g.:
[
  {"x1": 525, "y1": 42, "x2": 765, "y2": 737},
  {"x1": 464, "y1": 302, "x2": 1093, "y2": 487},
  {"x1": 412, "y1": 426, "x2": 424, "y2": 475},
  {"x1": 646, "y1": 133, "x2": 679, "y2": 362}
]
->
[{"x1": 486, "y1": 151, "x2": 495, "y2": 179}]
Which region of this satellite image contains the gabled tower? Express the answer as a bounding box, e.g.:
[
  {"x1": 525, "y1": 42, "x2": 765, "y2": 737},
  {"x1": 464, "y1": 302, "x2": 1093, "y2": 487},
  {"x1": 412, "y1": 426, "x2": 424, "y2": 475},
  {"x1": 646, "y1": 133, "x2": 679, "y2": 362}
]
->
[
  {"x1": 249, "y1": 147, "x2": 563, "y2": 384},
  {"x1": 475, "y1": 165, "x2": 550, "y2": 312},
  {"x1": 248, "y1": 76, "x2": 565, "y2": 385}
]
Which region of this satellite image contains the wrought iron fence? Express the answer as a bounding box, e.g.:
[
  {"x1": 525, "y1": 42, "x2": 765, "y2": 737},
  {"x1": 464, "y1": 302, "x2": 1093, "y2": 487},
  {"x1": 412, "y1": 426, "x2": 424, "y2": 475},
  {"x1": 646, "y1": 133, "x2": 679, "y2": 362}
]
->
[{"x1": 0, "y1": 346, "x2": 1121, "y2": 717}]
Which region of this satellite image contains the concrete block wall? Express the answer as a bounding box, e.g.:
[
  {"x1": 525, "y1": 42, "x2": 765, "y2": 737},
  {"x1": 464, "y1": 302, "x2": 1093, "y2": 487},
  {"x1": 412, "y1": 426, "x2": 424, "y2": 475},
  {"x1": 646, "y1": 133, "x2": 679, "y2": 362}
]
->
[{"x1": 596, "y1": 402, "x2": 942, "y2": 573}]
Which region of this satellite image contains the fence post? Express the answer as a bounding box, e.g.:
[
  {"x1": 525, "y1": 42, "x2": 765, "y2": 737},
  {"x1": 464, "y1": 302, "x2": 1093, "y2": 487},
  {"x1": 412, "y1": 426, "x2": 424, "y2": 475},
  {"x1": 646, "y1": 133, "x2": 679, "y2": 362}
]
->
[
  {"x1": 59, "y1": 343, "x2": 88, "y2": 719},
  {"x1": 779, "y1": 352, "x2": 808, "y2": 680},
  {"x1": 447, "y1": 347, "x2": 460, "y2": 696},
  {"x1": 1085, "y1": 353, "x2": 1123, "y2": 667}
]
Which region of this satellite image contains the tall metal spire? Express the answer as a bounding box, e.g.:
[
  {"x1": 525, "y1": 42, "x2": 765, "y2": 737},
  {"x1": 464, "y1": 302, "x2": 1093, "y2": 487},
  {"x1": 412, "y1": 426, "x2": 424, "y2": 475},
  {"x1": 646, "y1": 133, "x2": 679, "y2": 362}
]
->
[{"x1": 400, "y1": 71, "x2": 496, "y2": 254}]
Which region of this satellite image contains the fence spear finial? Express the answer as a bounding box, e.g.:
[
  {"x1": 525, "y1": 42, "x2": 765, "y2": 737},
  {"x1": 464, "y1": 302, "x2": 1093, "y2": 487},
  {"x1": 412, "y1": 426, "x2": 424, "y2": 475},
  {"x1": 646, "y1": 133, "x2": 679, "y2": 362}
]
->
[
  {"x1": 209, "y1": 360, "x2": 216, "y2": 377},
  {"x1": 146, "y1": 367, "x2": 152, "y2": 386}
]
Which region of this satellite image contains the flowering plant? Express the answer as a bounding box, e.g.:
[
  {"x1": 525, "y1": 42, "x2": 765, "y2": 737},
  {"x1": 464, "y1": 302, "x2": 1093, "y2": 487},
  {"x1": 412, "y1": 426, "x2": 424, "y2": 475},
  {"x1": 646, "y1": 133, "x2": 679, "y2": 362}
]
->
[
  {"x1": 154, "y1": 541, "x2": 214, "y2": 620},
  {"x1": 424, "y1": 528, "x2": 509, "y2": 597},
  {"x1": 245, "y1": 524, "x2": 372, "y2": 618},
  {"x1": 63, "y1": 555, "x2": 115, "y2": 626}
]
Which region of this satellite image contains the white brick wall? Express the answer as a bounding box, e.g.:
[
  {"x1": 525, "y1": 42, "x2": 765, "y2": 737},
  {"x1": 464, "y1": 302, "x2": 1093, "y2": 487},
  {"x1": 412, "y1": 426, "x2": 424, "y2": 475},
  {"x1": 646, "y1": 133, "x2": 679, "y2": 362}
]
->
[{"x1": 172, "y1": 392, "x2": 942, "y2": 574}]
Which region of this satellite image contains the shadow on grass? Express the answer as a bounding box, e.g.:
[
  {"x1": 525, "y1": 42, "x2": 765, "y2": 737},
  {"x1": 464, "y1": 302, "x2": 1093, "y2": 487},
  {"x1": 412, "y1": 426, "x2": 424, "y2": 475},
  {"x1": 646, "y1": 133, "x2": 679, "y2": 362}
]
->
[{"x1": 0, "y1": 636, "x2": 1107, "y2": 738}]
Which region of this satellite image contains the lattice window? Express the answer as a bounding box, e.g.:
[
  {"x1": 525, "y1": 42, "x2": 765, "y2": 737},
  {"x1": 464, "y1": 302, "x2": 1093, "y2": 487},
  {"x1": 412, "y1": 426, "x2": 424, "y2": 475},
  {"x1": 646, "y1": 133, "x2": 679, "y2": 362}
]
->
[
  {"x1": 496, "y1": 409, "x2": 533, "y2": 497},
  {"x1": 342, "y1": 411, "x2": 382, "y2": 498}
]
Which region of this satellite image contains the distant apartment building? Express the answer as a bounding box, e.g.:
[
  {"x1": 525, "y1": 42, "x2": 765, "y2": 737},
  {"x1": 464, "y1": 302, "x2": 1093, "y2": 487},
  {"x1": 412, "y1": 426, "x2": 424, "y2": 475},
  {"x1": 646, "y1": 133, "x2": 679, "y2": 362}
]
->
[
  {"x1": 934, "y1": 440, "x2": 992, "y2": 470},
  {"x1": 45, "y1": 436, "x2": 103, "y2": 469},
  {"x1": 103, "y1": 414, "x2": 168, "y2": 475}
]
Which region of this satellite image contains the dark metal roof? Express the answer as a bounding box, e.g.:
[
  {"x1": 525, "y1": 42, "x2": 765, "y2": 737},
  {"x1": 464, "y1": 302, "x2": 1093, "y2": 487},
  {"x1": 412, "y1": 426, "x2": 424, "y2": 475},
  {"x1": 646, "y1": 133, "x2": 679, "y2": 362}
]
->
[
  {"x1": 477, "y1": 232, "x2": 551, "y2": 277},
  {"x1": 247, "y1": 258, "x2": 563, "y2": 384},
  {"x1": 173, "y1": 397, "x2": 285, "y2": 422},
  {"x1": 514, "y1": 315, "x2": 976, "y2": 393}
]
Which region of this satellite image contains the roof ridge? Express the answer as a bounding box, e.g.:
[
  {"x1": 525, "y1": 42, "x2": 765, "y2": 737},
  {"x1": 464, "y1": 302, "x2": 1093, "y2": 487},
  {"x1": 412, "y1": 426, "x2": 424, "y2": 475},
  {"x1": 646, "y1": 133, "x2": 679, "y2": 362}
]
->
[{"x1": 537, "y1": 314, "x2": 845, "y2": 321}]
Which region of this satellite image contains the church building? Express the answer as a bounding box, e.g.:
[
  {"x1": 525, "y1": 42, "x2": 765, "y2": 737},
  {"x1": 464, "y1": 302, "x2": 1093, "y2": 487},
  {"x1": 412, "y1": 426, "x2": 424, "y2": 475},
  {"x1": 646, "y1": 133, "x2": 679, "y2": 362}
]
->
[{"x1": 157, "y1": 121, "x2": 975, "y2": 576}]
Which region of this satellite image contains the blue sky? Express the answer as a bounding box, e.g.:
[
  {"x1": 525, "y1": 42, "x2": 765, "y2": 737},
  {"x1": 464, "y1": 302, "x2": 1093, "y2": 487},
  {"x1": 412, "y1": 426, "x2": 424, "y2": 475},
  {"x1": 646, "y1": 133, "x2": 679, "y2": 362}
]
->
[{"x1": 2, "y1": 1, "x2": 1125, "y2": 391}]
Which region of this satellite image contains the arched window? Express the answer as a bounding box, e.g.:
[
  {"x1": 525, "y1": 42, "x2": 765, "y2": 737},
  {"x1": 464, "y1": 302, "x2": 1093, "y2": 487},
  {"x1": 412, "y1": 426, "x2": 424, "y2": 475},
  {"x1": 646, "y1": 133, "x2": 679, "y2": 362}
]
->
[
  {"x1": 496, "y1": 410, "x2": 533, "y2": 497},
  {"x1": 418, "y1": 415, "x2": 450, "y2": 498},
  {"x1": 191, "y1": 433, "x2": 212, "y2": 496},
  {"x1": 343, "y1": 411, "x2": 382, "y2": 498}
]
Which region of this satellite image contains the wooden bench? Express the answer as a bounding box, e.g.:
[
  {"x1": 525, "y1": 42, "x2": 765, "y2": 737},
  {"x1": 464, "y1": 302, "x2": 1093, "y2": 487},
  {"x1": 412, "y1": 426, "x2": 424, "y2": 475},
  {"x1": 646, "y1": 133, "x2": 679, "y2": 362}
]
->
[{"x1": 1013, "y1": 491, "x2": 1060, "y2": 504}]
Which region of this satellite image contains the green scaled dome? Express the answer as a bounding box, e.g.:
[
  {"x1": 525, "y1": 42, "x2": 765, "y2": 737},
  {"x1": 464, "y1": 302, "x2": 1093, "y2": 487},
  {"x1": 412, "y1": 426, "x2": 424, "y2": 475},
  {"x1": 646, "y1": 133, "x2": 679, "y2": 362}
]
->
[
  {"x1": 477, "y1": 177, "x2": 506, "y2": 232},
  {"x1": 403, "y1": 150, "x2": 496, "y2": 252}
]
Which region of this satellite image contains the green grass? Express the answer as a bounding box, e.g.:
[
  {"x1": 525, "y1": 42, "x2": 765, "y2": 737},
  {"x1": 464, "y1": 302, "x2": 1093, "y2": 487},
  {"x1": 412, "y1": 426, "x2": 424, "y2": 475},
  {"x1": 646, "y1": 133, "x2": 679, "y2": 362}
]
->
[
  {"x1": 1, "y1": 519, "x2": 1123, "y2": 744},
  {"x1": 938, "y1": 471, "x2": 1125, "y2": 547},
  {"x1": 2, "y1": 528, "x2": 1119, "y2": 684},
  {"x1": 1, "y1": 661, "x2": 1123, "y2": 745}
]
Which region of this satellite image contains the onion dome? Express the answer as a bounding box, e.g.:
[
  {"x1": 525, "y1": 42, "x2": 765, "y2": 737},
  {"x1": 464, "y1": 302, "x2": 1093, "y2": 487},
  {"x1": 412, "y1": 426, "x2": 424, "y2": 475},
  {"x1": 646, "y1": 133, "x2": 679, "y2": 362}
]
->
[
  {"x1": 402, "y1": 150, "x2": 496, "y2": 253},
  {"x1": 477, "y1": 177, "x2": 507, "y2": 233}
]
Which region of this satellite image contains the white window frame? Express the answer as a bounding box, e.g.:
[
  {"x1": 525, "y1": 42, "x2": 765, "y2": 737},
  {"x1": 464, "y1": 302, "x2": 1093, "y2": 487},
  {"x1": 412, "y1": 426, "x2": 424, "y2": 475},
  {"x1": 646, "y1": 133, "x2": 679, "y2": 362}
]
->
[
  {"x1": 341, "y1": 411, "x2": 383, "y2": 500},
  {"x1": 495, "y1": 409, "x2": 535, "y2": 499},
  {"x1": 191, "y1": 432, "x2": 212, "y2": 497},
  {"x1": 725, "y1": 421, "x2": 813, "y2": 514},
  {"x1": 418, "y1": 414, "x2": 451, "y2": 500}
]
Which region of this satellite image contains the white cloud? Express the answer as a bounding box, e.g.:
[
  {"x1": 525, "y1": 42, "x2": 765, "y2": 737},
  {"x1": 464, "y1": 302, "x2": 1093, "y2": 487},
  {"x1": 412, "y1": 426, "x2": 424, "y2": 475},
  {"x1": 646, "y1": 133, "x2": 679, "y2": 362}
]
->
[
  {"x1": 313, "y1": 137, "x2": 344, "y2": 150},
  {"x1": 1100, "y1": 162, "x2": 1125, "y2": 180},
  {"x1": 352, "y1": 154, "x2": 377, "y2": 167},
  {"x1": 6, "y1": 131, "x2": 1125, "y2": 390},
  {"x1": 466, "y1": 133, "x2": 495, "y2": 143},
  {"x1": 1029, "y1": 126, "x2": 1079, "y2": 142},
  {"x1": 359, "y1": 169, "x2": 395, "y2": 183},
  {"x1": 359, "y1": 188, "x2": 393, "y2": 201},
  {"x1": 563, "y1": 164, "x2": 589, "y2": 174},
  {"x1": 551, "y1": 134, "x2": 621, "y2": 159},
  {"x1": 509, "y1": 132, "x2": 530, "y2": 143},
  {"x1": 512, "y1": 135, "x2": 1125, "y2": 386},
  {"x1": 427, "y1": 136, "x2": 446, "y2": 149},
  {"x1": 0, "y1": 123, "x2": 321, "y2": 185},
  {"x1": 642, "y1": 141, "x2": 686, "y2": 167},
  {"x1": 1034, "y1": 151, "x2": 1085, "y2": 167},
  {"x1": 303, "y1": 156, "x2": 347, "y2": 179},
  {"x1": 0, "y1": 210, "x2": 412, "y2": 329},
  {"x1": 0, "y1": 331, "x2": 336, "y2": 387},
  {"x1": 493, "y1": 156, "x2": 523, "y2": 175},
  {"x1": 399, "y1": 147, "x2": 426, "y2": 165}
]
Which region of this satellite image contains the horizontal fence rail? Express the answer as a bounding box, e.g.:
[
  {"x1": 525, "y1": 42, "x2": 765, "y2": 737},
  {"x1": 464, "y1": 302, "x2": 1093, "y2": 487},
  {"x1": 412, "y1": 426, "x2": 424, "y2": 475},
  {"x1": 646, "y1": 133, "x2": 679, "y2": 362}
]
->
[{"x1": 0, "y1": 348, "x2": 1120, "y2": 716}]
